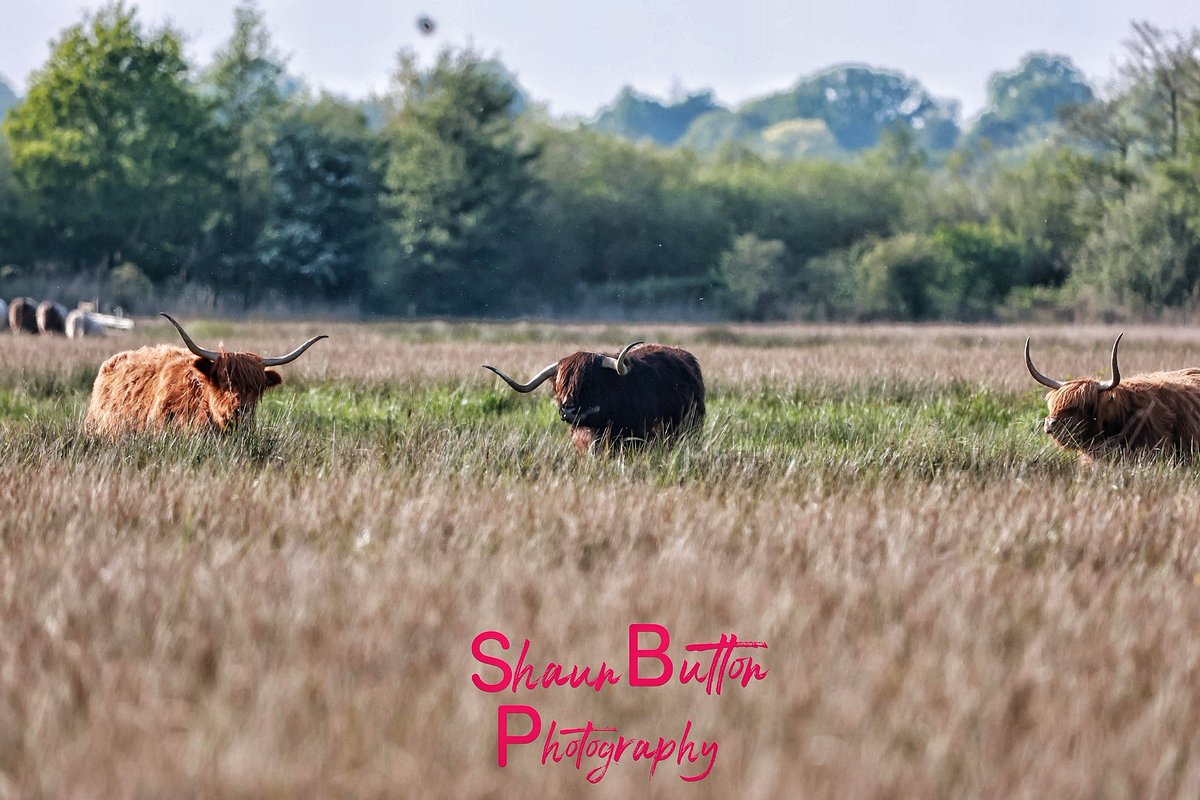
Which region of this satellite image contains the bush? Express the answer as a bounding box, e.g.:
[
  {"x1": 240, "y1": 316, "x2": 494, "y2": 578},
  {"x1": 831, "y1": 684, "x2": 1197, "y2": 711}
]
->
[
  {"x1": 109, "y1": 262, "x2": 154, "y2": 311},
  {"x1": 851, "y1": 233, "x2": 966, "y2": 320},
  {"x1": 715, "y1": 234, "x2": 791, "y2": 320},
  {"x1": 1070, "y1": 174, "x2": 1200, "y2": 315}
]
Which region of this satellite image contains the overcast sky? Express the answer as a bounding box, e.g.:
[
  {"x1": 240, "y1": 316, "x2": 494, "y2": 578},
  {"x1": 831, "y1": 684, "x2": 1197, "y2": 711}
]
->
[{"x1": 2, "y1": 1, "x2": 1197, "y2": 120}]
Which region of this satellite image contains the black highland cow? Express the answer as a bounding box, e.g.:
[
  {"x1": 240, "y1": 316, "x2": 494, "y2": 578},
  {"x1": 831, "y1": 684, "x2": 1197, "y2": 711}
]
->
[{"x1": 484, "y1": 341, "x2": 706, "y2": 453}]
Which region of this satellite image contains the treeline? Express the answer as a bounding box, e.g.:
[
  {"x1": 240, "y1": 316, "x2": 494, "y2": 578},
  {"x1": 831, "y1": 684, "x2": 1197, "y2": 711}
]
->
[{"x1": 0, "y1": 5, "x2": 1198, "y2": 321}]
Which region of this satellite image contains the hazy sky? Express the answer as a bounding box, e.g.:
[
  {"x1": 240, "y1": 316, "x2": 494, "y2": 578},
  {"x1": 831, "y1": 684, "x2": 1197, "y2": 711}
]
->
[{"x1": 2, "y1": 1, "x2": 1197, "y2": 120}]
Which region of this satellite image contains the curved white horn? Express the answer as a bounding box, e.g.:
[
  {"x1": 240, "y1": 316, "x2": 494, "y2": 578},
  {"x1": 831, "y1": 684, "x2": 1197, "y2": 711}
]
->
[
  {"x1": 161, "y1": 313, "x2": 221, "y2": 361},
  {"x1": 262, "y1": 334, "x2": 329, "y2": 367},
  {"x1": 600, "y1": 340, "x2": 645, "y2": 376},
  {"x1": 483, "y1": 361, "x2": 559, "y2": 393},
  {"x1": 1025, "y1": 338, "x2": 1063, "y2": 390},
  {"x1": 1098, "y1": 333, "x2": 1123, "y2": 392}
]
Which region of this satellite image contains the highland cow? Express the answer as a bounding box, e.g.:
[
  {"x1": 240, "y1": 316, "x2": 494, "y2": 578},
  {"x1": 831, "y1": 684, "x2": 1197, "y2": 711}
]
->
[
  {"x1": 1026, "y1": 333, "x2": 1200, "y2": 460},
  {"x1": 84, "y1": 313, "x2": 327, "y2": 437},
  {"x1": 483, "y1": 341, "x2": 705, "y2": 452},
  {"x1": 36, "y1": 301, "x2": 68, "y2": 335},
  {"x1": 8, "y1": 298, "x2": 38, "y2": 333}
]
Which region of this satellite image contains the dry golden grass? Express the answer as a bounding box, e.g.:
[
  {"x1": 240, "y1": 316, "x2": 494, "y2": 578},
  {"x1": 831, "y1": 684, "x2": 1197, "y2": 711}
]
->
[
  {"x1": 1, "y1": 321, "x2": 1200, "y2": 798},
  {"x1": 2, "y1": 317, "x2": 1192, "y2": 393}
]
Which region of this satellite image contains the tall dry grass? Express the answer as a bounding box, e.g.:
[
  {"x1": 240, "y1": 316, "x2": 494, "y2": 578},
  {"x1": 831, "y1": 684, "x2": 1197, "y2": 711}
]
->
[{"x1": 1, "y1": 321, "x2": 1199, "y2": 798}]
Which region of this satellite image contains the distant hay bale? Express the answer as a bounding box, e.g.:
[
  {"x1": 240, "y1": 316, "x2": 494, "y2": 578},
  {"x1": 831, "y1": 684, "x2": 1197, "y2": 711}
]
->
[
  {"x1": 36, "y1": 300, "x2": 68, "y2": 335},
  {"x1": 8, "y1": 297, "x2": 38, "y2": 333},
  {"x1": 66, "y1": 309, "x2": 107, "y2": 339}
]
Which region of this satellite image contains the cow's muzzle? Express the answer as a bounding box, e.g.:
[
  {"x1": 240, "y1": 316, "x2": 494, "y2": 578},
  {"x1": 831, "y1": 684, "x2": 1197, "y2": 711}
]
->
[
  {"x1": 1043, "y1": 416, "x2": 1058, "y2": 435},
  {"x1": 560, "y1": 404, "x2": 600, "y2": 425}
]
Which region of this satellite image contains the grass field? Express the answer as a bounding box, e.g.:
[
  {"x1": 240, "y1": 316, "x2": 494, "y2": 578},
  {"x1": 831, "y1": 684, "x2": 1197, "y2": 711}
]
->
[{"x1": 1, "y1": 319, "x2": 1199, "y2": 798}]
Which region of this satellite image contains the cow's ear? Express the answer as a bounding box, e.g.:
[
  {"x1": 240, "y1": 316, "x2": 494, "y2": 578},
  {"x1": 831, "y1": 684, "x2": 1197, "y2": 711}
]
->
[
  {"x1": 265, "y1": 369, "x2": 283, "y2": 388},
  {"x1": 193, "y1": 357, "x2": 215, "y2": 379}
]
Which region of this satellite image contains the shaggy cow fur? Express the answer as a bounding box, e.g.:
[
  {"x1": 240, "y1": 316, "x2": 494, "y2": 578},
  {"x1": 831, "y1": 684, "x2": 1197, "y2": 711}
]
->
[
  {"x1": 485, "y1": 343, "x2": 705, "y2": 453},
  {"x1": 1040, "y1": 372, "x2": 1200, "y2": 459},
  {"x1": 8, "y1": 298, "x2": 38, "y2": 334},
  {"x1": 85, "y1": 316, "x2": 327, "y2": 437},
  {"x1": 1029, "y1": 335, "x2": 1200, "y2": 460},
  {"x1": 85, "y1": 346, "x2": 284, "y2": 436}
]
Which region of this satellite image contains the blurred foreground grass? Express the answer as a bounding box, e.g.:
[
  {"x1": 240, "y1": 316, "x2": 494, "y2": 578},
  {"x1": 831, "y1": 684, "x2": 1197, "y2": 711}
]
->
[{"x1": 2, "y1": 322, "x2": 1199, "y2": 798}]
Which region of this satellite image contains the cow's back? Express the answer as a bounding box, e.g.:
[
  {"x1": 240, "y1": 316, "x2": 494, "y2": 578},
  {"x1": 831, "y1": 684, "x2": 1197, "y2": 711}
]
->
[
  {"x1": 1106, "y1": 370, "x2": 1200, "y2": 452},
  {"x1": 642, "y1": 346, "x2": 705, "y2": 430},
  {"x1": 605, "y1": 345, "x2": 705, "y2": 437},
  {"x1": 86, "y1": 345, "x2": 208, "y2": 435}
]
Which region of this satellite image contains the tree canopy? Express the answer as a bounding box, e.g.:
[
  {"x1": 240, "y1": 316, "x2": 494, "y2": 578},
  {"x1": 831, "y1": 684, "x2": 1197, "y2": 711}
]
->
[
  {"x1": 970, "y1": 53, "x2": 1096, "y2": 148},
  {"x1": 378, "y1": 48, "x2": 538, "y2": 315},
  {"x1": 4, "y1": 4, "x2": 226, "y2": 278},
  {"x1": 2, "y1": 7, "x2": 1200, "y2": 323}
]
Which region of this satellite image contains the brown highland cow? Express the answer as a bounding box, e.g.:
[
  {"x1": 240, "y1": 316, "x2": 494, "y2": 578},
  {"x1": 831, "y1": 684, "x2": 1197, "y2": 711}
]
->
[
  {"x1": 483, "y1": 341, "x2": 705, "y2": 453},
  {"x1": 85, "y1": 314, "x2": 327, "y2": 437},
  {"x1": 1026, "y1": 333, "x2": 1200, "y2": 460}
]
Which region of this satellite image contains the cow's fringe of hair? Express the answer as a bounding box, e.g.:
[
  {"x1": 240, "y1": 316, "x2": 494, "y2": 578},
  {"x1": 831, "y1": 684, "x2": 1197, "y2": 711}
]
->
[
  {"x1": 211, "y1": 352, "x2": 273, "y2": 393},
  {"x1": 1048, "y1": 370, "x2": 1200, "y2": 457}
]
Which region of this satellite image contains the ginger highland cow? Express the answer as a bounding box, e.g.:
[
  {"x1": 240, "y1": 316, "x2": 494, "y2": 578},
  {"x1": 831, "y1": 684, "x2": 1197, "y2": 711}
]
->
[
  {"x1": 85, "y1": 314, "x2": 327, "y2": 436},
  {"x1": 1026, "y1": 333, "x2": 1200, "y2": 460}
]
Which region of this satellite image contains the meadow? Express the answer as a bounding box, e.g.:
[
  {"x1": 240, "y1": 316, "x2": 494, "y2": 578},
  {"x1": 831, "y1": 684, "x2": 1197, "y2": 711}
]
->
[{"x1": 1, "y1": 319, "x2": 1199, "y2": 798}]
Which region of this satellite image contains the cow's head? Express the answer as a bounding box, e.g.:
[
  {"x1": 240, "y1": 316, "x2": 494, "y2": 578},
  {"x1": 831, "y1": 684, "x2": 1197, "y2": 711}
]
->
[
  {"x1": 482, "y1": 341, "x2": 644, "y2": 427},
  {"x1": 162, "y1": 313, "x2": 327, "y2": 428},
  {"x1": 1026, "y1": 334, "x2": 1123, "y2": 450}
]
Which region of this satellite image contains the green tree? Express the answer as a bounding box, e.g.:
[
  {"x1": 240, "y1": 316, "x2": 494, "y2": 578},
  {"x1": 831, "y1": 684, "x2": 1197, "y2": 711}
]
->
[
  {"x1": 1071, "y1": 170, "x2": 1200, "y2": 313},
  {"x1": 715, "y1": 234, "x2": 791, "y2": 320},
  {"x1": 852, "y1": 233, "x2": 966, "y2": 320},
  {"x1": 1121, "y1": 21, "x2": 1200, "y2": 158},
  {"x1": 970, "y1": 53, "x2": 1095, "y2": 148},
  {"x1": 740, "y1": 64, "x2": 959, "y2": 151},
  {"x1": 0, "y1": 77, "x2": 18, "y2": 119},
  {"x1": 931, "y1": 221, "x2": 1034, "y2": 306},
  {"x1": 676, "y1": 109, "x2": 762, "y2": 155},
  {"x1": 0, "y1": 133, "x2": 28, "y2": 266},
  {"x1": 973, "y1": 149, "x2": 1095, "y2": 288},
  {"x1": 529, "y1": 127, "x2": 726, "y2": 301},
  {"x1": 254, "y1": 98, "x2": 383, "y2": 301},
  {"x1": 592, "y1": 87, "x2": 720, "y2": 147},
  {"x1": 1063, "y1": 96, "x2": 1139, "y2": 164},
  {"x1": 3, "y1": 3, "x2": 226, "y2": 279},
  {"x1": 379, "y1": 48, "x2": 538, "y2": 315},
  {"x1": 703, "y1": 157, "x2": 906, "y2": 268},
  {"x1": 201, "y1": 0, "x2": 290, "y2": 290}
]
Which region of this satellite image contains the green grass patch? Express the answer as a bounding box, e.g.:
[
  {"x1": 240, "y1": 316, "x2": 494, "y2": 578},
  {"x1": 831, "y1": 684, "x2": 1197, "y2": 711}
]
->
[{"x1": 0, "y1": 378, "x2": 1085, "y2": 486}]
